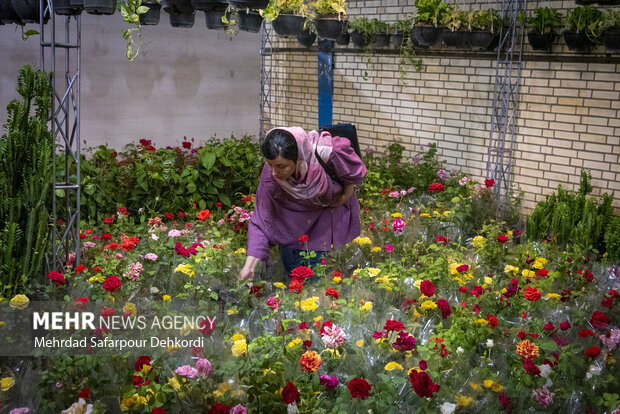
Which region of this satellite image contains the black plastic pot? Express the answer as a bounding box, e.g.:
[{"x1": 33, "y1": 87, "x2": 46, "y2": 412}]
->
[
  {"x1": 315, "y1": 18, "x2": 346, "y2": 40},
  {"x1": 70, "y1": 0, "x2": 84, "y2": 7},
  {"x1": 272, "y1": 14, "x2": 305, "y2": 38},
  {"x1": 161, "y1": 0, "x2": 193, "y2": 14},
  {"x1": 0, "y1": 0, "x2": 23, "y2": 24},
  {"x1": 237, "y1": 10, "x2": 262, "y2": 32},
  {"x1": 563, "y1": 30, "x2": 591, "y2": 51},
  {"x1": 169, "y1": 11, "x2": 194, "y2": 27},
  {"x1": 603, "y1": 29, "x2": 620, "y2": 52},
  {"x1": 350, "y1": 30, "x2": 366, "y2": 48},
  {"x1": 190, "y1": 0, "x2": 225, "y2": 12},
  {"x1": 52, "y1": 0, "x2": 83, "y2": 15},
  {"x1": 527, "y1": 31, "x2": 555, "y2": 51},
  {"x1": 469, "y1": 30, "x2": 494, "y2": 49},
  {"x1": 336, "y1": 31, "x2": 349, "y2": 46},
  {"x1": 205, "y1": 6, "x2": 228, "y2": 30},
  {"x1": 412, "y1": 25, "x2": 441, "y2": 47},
  {"x1": 139, "y1": 0, "x2": 160, "y2": 24},
  {"x1": 297, "y1": 29, "x2": 315, "y2": 47},
  {"x1": 373, "y1": 33, "x2": 390, "y2": 47},
  {"x1": 228, "y1": 0, "x2": 269, "y2": 8},
  {"x1": 83, "y1": 0, "x2": 116, "y2": 14},
  {"x1": 392, "y1": 32, "x2": 404, "y2": 48},
  {"x1": 11, "y1": 0, "x2": 47, "y2": 23},
  {"x1": 442, "y1": 30, "x2": 468, "y2": 48}
]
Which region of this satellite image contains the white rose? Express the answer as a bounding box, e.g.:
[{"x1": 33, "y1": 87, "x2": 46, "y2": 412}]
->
[{"x1": 440, "y1": 402, "x2": 457, "y2": 414}]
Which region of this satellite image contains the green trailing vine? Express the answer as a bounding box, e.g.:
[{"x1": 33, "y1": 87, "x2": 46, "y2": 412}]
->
[{"x1": 117, "y1": 0, "x2": 158, "y2": 61}]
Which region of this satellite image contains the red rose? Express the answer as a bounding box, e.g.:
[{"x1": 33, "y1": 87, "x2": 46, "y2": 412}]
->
[
  {"x1": 199, "y1": 317, "x2": 217, "y2": 336},
  {"x1": 484, "y1": 178, "x2": 495, "y2": 187},
  {"x1": 601, "y1": 297, "x2": 614, "y2": 308},
  {"x1": 48, "y1": 271, "x2": 66, "y2": 285},
  {"x1": 543, "y1": 322, "x2": 554, "y2": 331},
  {"x1": 585, "y1": 346, "x2": 601, "y2": 358},
  {"x1": 609, "y1": 289, "x2": 619, "y2": 298},
  {"x1": 325, "y1": 288, "x2": 339, "y2": 300},
  {"x1": 347, "y1": 378, "x2": 371, "y2": 400},
  {"x1": 290, "y1": 266, "x2": 314, "y2": 280},
  {"x1": 164, "y1": 213, "x2": 174, "y2": 219},
  {"x1": 298, "y1": 234, "x2": 309, "y2": 243},
  {"x1": 104, "y1": 242, "x2": 120, "y2": 249},
  {"x1": 537, "y1": 269, "x2": 549, "y2": 277},
  {"x1": 559, "y1": 321, "x2": 571, "y2": 331},
  {"x1": 470, "y1": 286, "x2": 483, "y2": 298},
  {"x1": 75, "y1": 297, "x2": 90, "y2": 305},
  {"x1": 384, "y1": 320, "x2": 405, "y2": 332},
  {"x1": 524, "y1": 286, "x2": 541, "y2": 301},
  {"x1": 409, "y1": 370, "x2": 440, "y2": 398},
  {"x1": 497, "y1": 234, "x2": 509, "y2": 243},
  {"x1": 197, "y1": 209, "x2": 211, "y2": 221},
  {"x1": 428, "y1": 183, "x2": 445, "y2": 193},
  {"x1": 487, "y1": 314, "x2": 498, "y2": 329},
  {"x1": 77, "y1": 387, "x2": 89, "y2": 399},
  {"x1": 472, "y1": 304, "x2": 480, "y2": 314},
  {"x1": 215, "y1": 202, "x2": 223, "y2": 207},
  {"x1": 134, "y1": 355, "x2": 151, "y2": 371},
  {"x1": 578, "y1": 268, "x2": 594, "y2": 282},
  {"x1": 436, "y1": 299, "x2": 451, "y2": 319},
  {"x1": 289, "y1": 279, "x2": 303, "y2": 294},
  {"x1": 74, "y1": 264, "x2": 87, "y2": 274},
  {"x1": 590, "y1": 311, "x2": 609, "y2": 329},
  {"x1": 420, "y1": 280, "x2": 435, "y2": 297},
  {"x1": 435, "y1": 235, "x2": 450, "y2": 245},
  {"x1": 320, "y1": 320, "x2": 333, "y2": 336},
  {"x1": 182, "y1": 141, "x2": 191, "y2": 149},
  {"x1": 103, "y1": 217, "x2": 114, "y2": 225},
  {"x1": 298, "y1": 322, "x2": 308, "y2": 330},
  {"x1": 103, "y1": 275, "x2": 122, "y2": 292},
  {"x1": 282, "y1": 382, "x2": 300, "y2": 404},
  {"x1": 456, "y1": 264, "x2": 469, "y2": 273},
  {"x1": 419, "y1": 360, "x2": 427, "y2": 370},
  {"x1": 458, "y1": 286, "x2": 468, "y2": 293},
  {"x1": 151, "y1": 409, "x2": 166, "y2": 414},
  {"x1": 207, "y1": 403, "x2": 231, "y2": 414},
  {"x1": 523, "y1": 358, "x2": 540, "y2": 376},
  {"x1": 249, "y1": 285, "x2": 263, "y2": 298},
  {"x1": 578, "y1": 329, "x2": 594, "y2": 337},
  {"x1": 101, "y1": 233, "x2": 112, "y2": 240}
]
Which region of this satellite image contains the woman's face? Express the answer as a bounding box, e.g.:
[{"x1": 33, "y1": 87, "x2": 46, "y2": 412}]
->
[{"x1": 267, "y1": 155, "x2": 296, "y2": 180}]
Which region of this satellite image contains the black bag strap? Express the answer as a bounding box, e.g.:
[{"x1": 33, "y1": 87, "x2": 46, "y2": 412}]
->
[{"x1": 314, "y1": 146, "x2": 343, "y2": 186}]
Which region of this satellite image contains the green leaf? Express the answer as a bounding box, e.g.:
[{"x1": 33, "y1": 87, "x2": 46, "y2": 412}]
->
[{"x1": 201, "y1": 152, "x2": 216, "y2": 171}]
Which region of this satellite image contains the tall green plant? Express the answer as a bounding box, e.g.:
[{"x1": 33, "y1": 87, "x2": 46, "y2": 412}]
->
[{"x1": 0, "y1": 65, "x2": 53, "y2": 298}]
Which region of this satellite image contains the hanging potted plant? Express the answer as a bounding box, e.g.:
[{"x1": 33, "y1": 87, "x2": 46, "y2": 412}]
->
[
  {"x1": 190, "y1": 0, "x2": 225, "y2": 11},
  {"x1": 348, "y1": 16, "x2": 372, "y2": 48},
  {"x1": 237, "y1": 6, "x2": 264, "y2": 32},
  {"x1": 469, "y1": 8, "x2": 500, "y2": 49},
  {"x1": 205, "y1": 3, "x2": 229, "y2": 29},
  {"x1": 161, "y1": 0, "x2": 194, "y2": 27},
  {"x1": 1, "y1": 0, "x2": 23, "y2": 23},
  {"x1": 83, "y1": 0, "x2": 118, "y2": 14},
  {"x1": 229, "y1": 0, "x2": 269, "y2": 9},
  {"x1": 310, "y1": 0, "x2": 347, "y2": 40},
  {"x1": 412, "y1": 0, "x2": 448, "y2": 48},
  {"x1": 11, "y1": 0, "x2": 48, "y2": 22},
  {"x1": 370, "y1": 18, "x2": 390, "y2": 47},
  {"x1": 563, "y1": 6, "x2": 603, "y2": 51},
  {"x1": 118, "y1": 0, "x2": 157, "y2": 59},
  {"x1": 336, "y1": 29, "x2": 349, "y2": 45},
  {"x1": 297, "y1": 27, "x2": 316, "y2": 47},
  {"x1": 261, "y1": 0, "x2": 308, "y2": 38},
  {"x1": 440, "y1": 4, "x2": 468, "y2": 47},
  {"x1": 601, "y1": 8, "x2": 620, "y2": 51},
  {"x1": 52, "y1": 0, "x2": 83, "y2": 15},
  {"x1": 392, "y1": 18, "x2": 413, "y2": 48},
  {"x1": 139, "y1": 0, "x2": 161, "y2": 25},
  {"x1": 526, "y1": 7, "x2": 562, "y2": 51}
]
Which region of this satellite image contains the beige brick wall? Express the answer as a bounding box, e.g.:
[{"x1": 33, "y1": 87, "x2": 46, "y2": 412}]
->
[{"x1": 263, "y1": 1, "x2": 620, "y2": 214}]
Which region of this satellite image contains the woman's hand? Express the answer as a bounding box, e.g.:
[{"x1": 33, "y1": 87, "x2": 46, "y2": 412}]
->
[{"x1": 238, "y1": 256, "x2": 261, "y2": 281}]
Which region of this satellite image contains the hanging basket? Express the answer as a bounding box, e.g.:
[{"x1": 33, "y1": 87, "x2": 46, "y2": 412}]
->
[
  {"x1": 527, "y1": 31, "x2": 554, "y2": 51},
  {"x1": 602, "y1": 29, "x2": 620, "y2": 52},
  {"x1": 139, "y1": 0, "x2": 161, "y2": 25},
  {"x1": 373, "y1": 33, "x2": 391, "y2": 47},
  {"x1": 190, "y1": 0, "x2": 226, "y2": 12},
  {"x1": 52, "y1": 0, "x2": 83, "y2": 16},
  {"x1": 442, "y1": 30, "x2": 468, "y2": 48},
  {"x1": 392, "y1": 32, "x2": 404, "y2": 48},
  {"x1": 205, "y1": 6, "x2": 228, "y2": 30},
  {"x1": 563, "y1": 30, "x2": 591, "y2": 51},
  {"x1": 69, "y1": 0, "x2": 83, "y2": 8},
  {"x1": 469, "y1": 30, "x2": 494, "y2": 49},
  {"x1": 336, "y1": 31, "x2": 350, "y2": 46},
  {"x1": 315, "y1": 18, "x2": 346, "y2": 40},
  {"x1": 228, "y1": 0, "x2": 269, "y2": 9},
  {"x1": 83, "y1": 0, "x2": 117, "y2": 15},
  {"x1": 271, "y1": 14, "x2": 305, "y2": 38},
  {"x1": 297, "y1": 29, "x2": 316, "y2": 48},
  {"x1": 412, "y1": 24, "x2": 441, "y2": 47},
  {"x1": 161, "y1": 0, "x2": 193, "y2": 14},
  {"x1": 0, "y1": 0, "x2": 23, "y2": 24},
  {"x1": 237, "y1": 10, "x2": 263, "y2": 32},
  {"x1": 169, "y1": 11, "x2": 194, "y2": 27},
  {"x1": 350, "y1": 30, "x2": 366, "y2": 48},
  {"x1": 11, "y1": 0, "x2": 48, "y2": 23}
]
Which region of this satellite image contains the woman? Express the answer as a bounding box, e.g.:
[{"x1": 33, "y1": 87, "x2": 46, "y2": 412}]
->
[{"x1": 238, "y1": 126, "x2": 367, "y2": 281}]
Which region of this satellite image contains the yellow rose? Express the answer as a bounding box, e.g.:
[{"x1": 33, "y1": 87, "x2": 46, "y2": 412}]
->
[
  {"x1": 504, "y1": 265, "x2": 519, "y2": 276},
  {"x1": 360, "y1": 301, "x2": 373, "y2": 312},
  {"x1": 522, "y1": 269, "x2": 535, "y2": 278},
  {"x1": 232, "y1": 339, "x2": 247, "y2": 357},
  {"x1": 168, "y1": 376, "x2": 181, "y2": 391},
  {"x1": 174, "y1": 263, "x2": 195, "y2": 277},
  {"x1": 234, "y1": 248, "x2": 247, "y2": 255},
  {"x1": 274, "y1": 282, "x2": 287, "y2": 289},
  {"x1": 391, "y1": 212, "x2": 402, "y2": 218},
  {"x1": 532, "y1": 257, "x2": 548, "y2": 269},
  {"x1": 332, "y1": 276, "x2": 342, "y2": 283},
  {"x1": 420, "y1": 300, "x2": 436, "y2": 309},
  {"x1": 455, "y1": 395, "x2": 473, "y2": 406},
  {"x1": 546, "y1": 293, "x2": 561, "y2": 300},
  {"x1": 288, "y1": 338, "x2": 302, "y2": 348},
  {"x1": 227, "y1": 308, "x2": 239, "y2": 315},
  {"x1": 214, "y1": 382, "x2": 232, "y2": 399},
  {"x1": 476, "y1": 319, "x2": 489, "y2": 325},
  {"x1": 449, "y1": 263, "x2": 459, "y2": 275},
  {"x1": 484, "y1": 380, "x2": 494, "y2": 388},
  {"x1": 384, "y1": 362, "x2": 404, "y2": 371},
  {"x1": 300, "y1": 296, "x2": 319, "y2": 311},
  {"x1": 470, "y1": 382, "x2": 484, "y2": 392},
  {"x1": 356, "y1": 339, "x2": 364, "y2": 347},
  {"x1": 231, "y1": 333, "x2": 245, "y2": 342},
  {"x1": 484, "y1": 277, "x2": 493, "y2": 285},
  {"x1": 163, "y1": 295, "x2": 171, "y2": 302},
  {"x1": 368, "y1": 267, "x2": 381, "y2": 277},
  {"x1": 492, "y1": 383, "x2": 503, "y2": 392},
  {"x1": 123, "y1": 302, "x2": 137, "y2": 317},
  {"x1": 420, "y1": 213, "x2": 432, "y2": 218},
  {"x1": 9, "y1": 294, "x2": 29, "y2": 310},
  {"x1": 472, "y1": 235, "x2": 485, "y2": 248},
  {"x1": 371, "y1": 246, "x2": 382, "y2": 253},
  {"x1": 1, "y1": 376, "x2": 15, "y2": 391},
  {"x1": 313, "y1": 316, "x2": 323, "y2": 322},
  {"x1": 88, "y1": 275, "x2": 105, "y2": 284}
]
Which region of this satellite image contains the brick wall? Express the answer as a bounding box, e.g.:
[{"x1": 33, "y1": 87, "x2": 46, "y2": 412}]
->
[{"x1": 263, "y1": 0, "x2": 620, "y2": 214}]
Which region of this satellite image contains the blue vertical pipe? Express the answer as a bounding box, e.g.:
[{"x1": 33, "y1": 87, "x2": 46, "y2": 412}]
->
[{"x1": 317, "y1": 40, "x2": 333, "y2": 128}]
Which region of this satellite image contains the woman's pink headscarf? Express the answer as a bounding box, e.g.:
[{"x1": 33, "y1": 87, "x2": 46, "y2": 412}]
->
[{"x1": 267, "y1": 126, "x2": 334, "y2": 205}]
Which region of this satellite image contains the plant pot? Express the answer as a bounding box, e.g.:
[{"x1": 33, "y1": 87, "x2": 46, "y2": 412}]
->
[
  {"x1": 469, "y1": 30, "x2": 494, "y2": 49},
  {"x1": 228, "y1": 0, "x2": 269, "y2": 8},
  {"x1": 169, "y1": 11, "x2": 194, "y2": 27},
  {"x1": 487, "y1": 33, "x2": 500, "y2": 50},
  {"x1": 350, "y1": 30, "x2": 366, "y2": 48},
  {"x1": 336, "y1": 31, "x2": 349, "y2": 46},
  {"x1": 161, "y1": 0, "x2": 194, "y2": 14},
  {"x1": 52, "y1": 0, "x2": 83, "y2": 16},
  {"x1": 563, "y1": 30, "x2": 591, "y2": 51},
  {"x1": 527, "y1": 31, "x2": 555, "y2": 51},
  {"x1": 140, "y1": 0, "x2": 161, "y2": 25},
  {"x1": 412, "y1": 25, "x2": 441, "y2": 47},
  {"x1": 373, "y1": 33, "x2": 390, "y2": 47},
  {"x1": 603, "y1": 29, "x2": 620, "y2": 52},
  {"x1": 69, "y1": 0, "x2": 84, "y2": 8},
  {"x1": 205, "y1": 6, "x2": 228, "y2": 30},
  {"x1": 442, "y1": 30, "x2": 468, "y2": 47},
  {"x1": 575, "y1": 0, "x2": 596, "y2": 3},
  {"x1": 0, "y1": 0, "x2": 23, "y2": 24},
  {"x1": 83, "y1": 0, "x2": 116, "y2": 14},
  {"x1": 190, "y1": 0, "x2": 226, "y2": 12},
  {"x1": 237, "y1": 10, "x2": 262, "y2": 32},
  {"x1": 392, "y1": 32, "x2": 404, "y2": 48},
  {"x1": 315, "y1": 18, "x2": 346, "y2": 40},
  {"x1": 11, "y1": 0, "x2": 47, "y2": 23},
  {"x1": 297, "y1": 29, "x2": 315, "y2": 47},
  {"x1": 271, "y1": 14, "x2": 305, "y2": 38}
]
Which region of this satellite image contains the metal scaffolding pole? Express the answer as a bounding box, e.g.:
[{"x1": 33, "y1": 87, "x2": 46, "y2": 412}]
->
[
  {"x1": 486, "y1": 0, "x2": 526, "y2": 215},
  {"x1": 259, "y1": 21, "x2": 273, "y2": 139},
  {"x1": 40, "y1": 0, "x2": 81, "y2": 271}
]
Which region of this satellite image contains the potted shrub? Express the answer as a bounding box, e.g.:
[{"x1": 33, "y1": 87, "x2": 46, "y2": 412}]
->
[
  {"x1": 237, "y1": 7, "x2": 264, "y2": 32},
  {"x1": 440, "y1": 4, "x2": 468, "y2": 47},
  {"x1": 348, "y1": 16, "x2": 372, "y2": 48},
  {"x1": 563, "y1": 6, "x2": 603, "y2": 51},
  {"x1": 52, "y1": 0, "x2": 83, "y2": 15},
  {"x1": 83, "y1": 0, "x2": 118, "y2": 14},
  {"x1": 370, "y1": 18, "x2": 390, "y2": 47},
  {"x1": 310, "y1": 0, "x2": 347, "y2": 40},
  {"x1": 469, "y1": 8, "x2": 500, "y2": 49},
  {"x1": 412, "y1": 0, "x2": 448, "y2": 47},
  {"x1": 526, "y1": 7, "x2": 562, "y2": 51},
  {"x1": 392, "y1": 18, "x2": 413, "y2": 48},
  {"x1": 602, "y1": 8, "x2": 620, "y2": 51},
  {"x1": 261, "y1": 0, "x2": 308, "y2": 38},
  {"x1": 139, "y1": 0, "x2": 161, "y2": 25}
]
